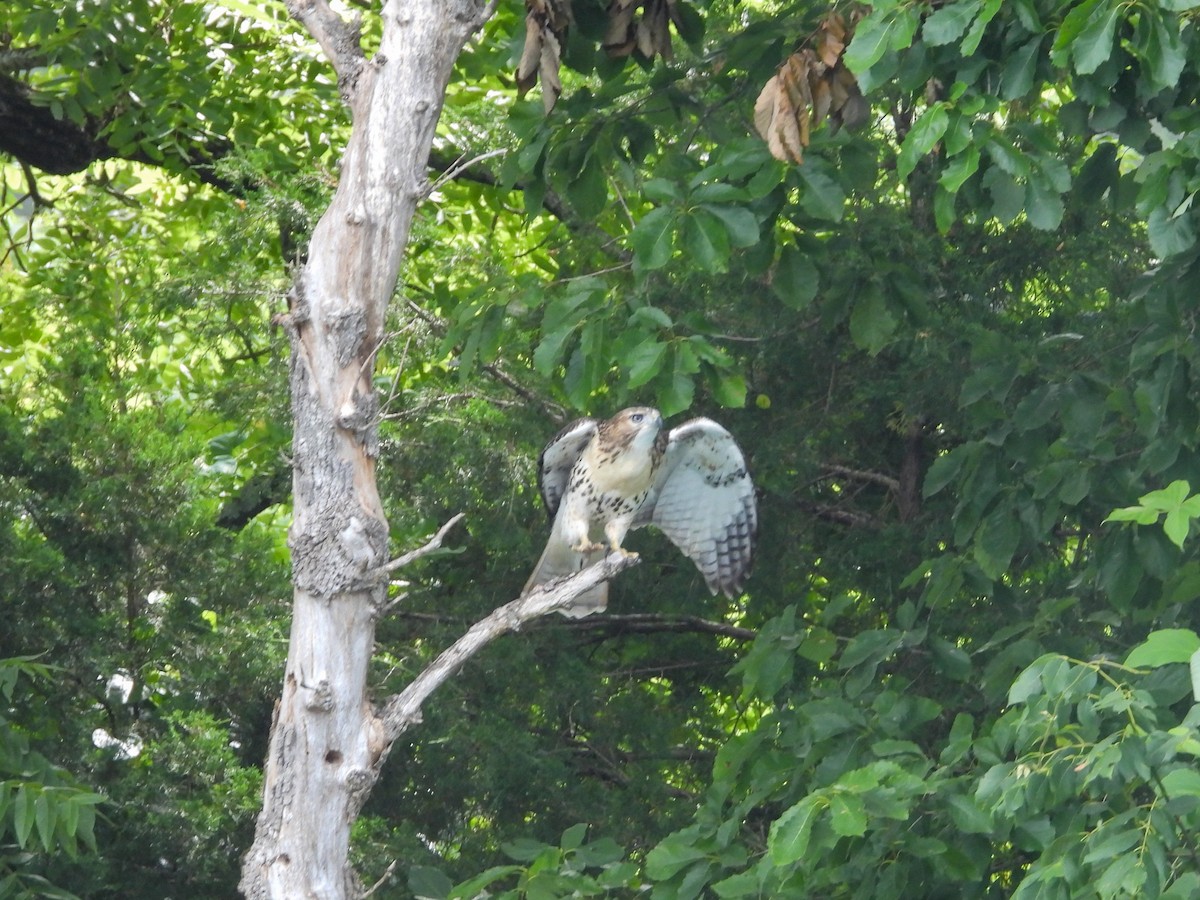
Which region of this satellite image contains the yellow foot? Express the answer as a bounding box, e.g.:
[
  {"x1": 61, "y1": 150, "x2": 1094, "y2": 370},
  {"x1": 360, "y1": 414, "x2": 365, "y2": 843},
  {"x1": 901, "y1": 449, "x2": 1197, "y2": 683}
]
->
[
  {"x1": 610, "y1": 546, "x2": 639, "y2": 559},
  {"x1": 571, "y1": 540, "x2": 607, "y2": 554}
]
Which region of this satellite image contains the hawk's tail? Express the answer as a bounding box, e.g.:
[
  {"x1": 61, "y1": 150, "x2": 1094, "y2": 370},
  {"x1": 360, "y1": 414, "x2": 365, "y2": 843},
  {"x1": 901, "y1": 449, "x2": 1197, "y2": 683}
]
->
[{"x1": 522, "y1": 538, "x2": 609, "y2": 617}]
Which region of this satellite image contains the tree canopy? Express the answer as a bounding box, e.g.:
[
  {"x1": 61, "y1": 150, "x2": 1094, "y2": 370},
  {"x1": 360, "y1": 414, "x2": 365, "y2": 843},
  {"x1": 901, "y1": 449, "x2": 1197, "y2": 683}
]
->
[{"x1": 5, "y1": 0, "x2": 1200, "y2": 897}]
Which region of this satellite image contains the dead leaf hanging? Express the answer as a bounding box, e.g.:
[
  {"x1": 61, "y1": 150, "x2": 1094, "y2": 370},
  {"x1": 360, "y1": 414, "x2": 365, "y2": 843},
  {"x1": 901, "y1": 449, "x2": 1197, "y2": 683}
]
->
[
  {"x1": 753, "y1": 11, "x2": 869, "y2": 164},
  {"x1": 753, "y1": 52, "x2": 813, "y2": 163},
  {"x1": 517, "y1": 0, "x2": 571, "y2": 112},
  {"x1": 604, "y1": 0, "x2": 681, "y2": 61}
]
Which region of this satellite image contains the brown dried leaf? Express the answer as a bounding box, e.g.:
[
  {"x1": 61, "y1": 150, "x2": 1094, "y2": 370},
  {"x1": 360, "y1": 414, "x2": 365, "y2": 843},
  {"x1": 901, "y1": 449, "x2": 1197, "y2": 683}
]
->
[
  {"x1": 753, "y1": 65, "x2": 806, "y2": 164},
  {"x1": 817, "y1": 12, "x2": 846, "y2": 67},
  {"x1": 752, "y1": 7, "x2": 869, "y2": 159},
  {"x1": 603, "y1": 0, "x2": 637, "y2": 57},
  {"x1": 516, "y1": 0, "x2": 571, "y2": 110},
  {"x1": 829, "y1": 63, "x2": 869, "y2": 132},
  {"x1": 811, "y1": 77, "x2": 831, "y2": 128},
  {"x1": 516, "y1": 13, "x2": 545, "y2": 95},
  {"x1": 752, "y1": 76, "x2": 777, "y2": 140},
  {"x1": 540, "y1": 30, "x2": 563, "y2": 113},
  {"x1": 604, "y1": 0, "x2": 674, "y2": 60}
]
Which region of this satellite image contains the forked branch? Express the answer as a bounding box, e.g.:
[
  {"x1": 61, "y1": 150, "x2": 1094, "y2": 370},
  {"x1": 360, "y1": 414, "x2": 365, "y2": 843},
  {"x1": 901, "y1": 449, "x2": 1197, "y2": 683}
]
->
[
  {"x1": 285, "y1": 0, "x2": 365, "y2": 87},
  {"x1": 373, "y1": 512, "x2": 466, "y2": 578},
  {"x1": 376, "y1": 553, "x2": 641, "y2": 742}
]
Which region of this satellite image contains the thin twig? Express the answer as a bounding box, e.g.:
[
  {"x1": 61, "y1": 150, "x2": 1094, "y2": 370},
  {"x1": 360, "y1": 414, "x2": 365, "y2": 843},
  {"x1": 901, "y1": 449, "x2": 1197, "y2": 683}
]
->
[
  {"x1": 372, "y1": 512, "x2": 466, "y2": 578},
  {"x1": 426, "y1": 148, "x2": 507, "y2": 195},
  {"x1": 360, "y1": 859, "x2": 398, "y2": 899}
]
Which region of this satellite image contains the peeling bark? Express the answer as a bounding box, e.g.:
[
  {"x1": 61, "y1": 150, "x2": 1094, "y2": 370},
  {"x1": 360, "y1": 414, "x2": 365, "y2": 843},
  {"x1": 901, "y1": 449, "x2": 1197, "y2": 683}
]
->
[{"x1": 238, "y1": 0, "x2": 492, "y2": 896}]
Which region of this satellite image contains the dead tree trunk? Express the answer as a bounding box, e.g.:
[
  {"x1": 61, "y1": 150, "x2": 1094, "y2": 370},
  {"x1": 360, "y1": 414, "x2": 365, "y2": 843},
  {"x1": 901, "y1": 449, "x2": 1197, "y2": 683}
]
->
[{"x1": 238, "y1": 1, "x2": 492, "y2": 896}]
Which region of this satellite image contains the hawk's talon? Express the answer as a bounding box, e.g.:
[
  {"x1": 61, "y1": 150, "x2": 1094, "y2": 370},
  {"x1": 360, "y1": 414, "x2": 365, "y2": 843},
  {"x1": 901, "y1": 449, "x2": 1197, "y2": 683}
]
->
[{"x1": 570, "y1": 540, "x2": 607, "y2": 554}]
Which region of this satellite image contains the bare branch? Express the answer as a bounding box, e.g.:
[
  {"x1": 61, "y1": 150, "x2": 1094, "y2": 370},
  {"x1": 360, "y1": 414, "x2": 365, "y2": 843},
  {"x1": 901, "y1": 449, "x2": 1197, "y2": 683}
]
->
[
  {"x1": 380, "y1": 390, "x2": 524, "y2": 421},
  {"x1": 285, "y1": 0, "x2": 364, "y2": 86},
  {"x1": 820, "y1": 463, "x2": 900, "y2": 493},
  {"x1": 376, "y1": 553, "x2": 641, "y2": 743},
  {"x1": 569, "y1": 612, "x2": 757, "y2": 641},
  {"x1": 799, "y1": 499, "x2": 882, "y2": 529},
  {"x1": 372, "y1": 512, "x2": 466, "y2": 578},
  {"x1": 360, "y1": 859, "x2": 398, "y2": 899},
  {"x1": 0, "y1": 48, "x2": 48, "y2": 72},
  {"x1": 425, "y1": 147, "x2": 507, "y2": 196}
]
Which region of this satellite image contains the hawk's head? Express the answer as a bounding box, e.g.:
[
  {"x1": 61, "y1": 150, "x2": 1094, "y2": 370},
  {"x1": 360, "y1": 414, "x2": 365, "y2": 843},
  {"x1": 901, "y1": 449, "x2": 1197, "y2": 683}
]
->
[{"x1": 599, "y1": 407, "x2": 667, "y2": 461}]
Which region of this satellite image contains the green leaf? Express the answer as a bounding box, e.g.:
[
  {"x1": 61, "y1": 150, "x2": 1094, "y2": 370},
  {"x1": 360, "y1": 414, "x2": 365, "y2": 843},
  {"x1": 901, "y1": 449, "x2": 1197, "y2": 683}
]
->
[
  {"x1": 974, "y1": 508, "x2": 1022, "y2": 578},
  {"x1": 961, "y1": 0, "x2": 1002, "y2": 55},
  {"x1": 409, "y1": 865, "x2": 454, "y2": 900},
  {"x1": 643, "y1": 178, "x2": 682, "y2": 203},
  {"x1": 1140, "y1": 480, "x2": 1192, "y2": 512},
  {"x1": 923, "y1": 450, "x2": 965, "y2": 497},
  {"x1": 218, "y1": 0, "x2": 283, "y2": 25},
  {"x1": 939, "y1": 144, "x2": 980, "y2": 193},
  {"x1": 682, "y1": 208, "x2": 731, "y2": 272},
  {"x1": 772, "y1": 247, "x2": 819, "y2": 309},
  {"x1": 985, "y1": 136, "x2": 1030, "y2": 178},
  {"x1": 567, "y1": 153, "x2": 608, "y2": 220},
  {"x1": 1071, "y1": 0, "x2": 1122, "y2": 75},
  {"x1": 768, "y1": 795, "x2": 824, "y2": 865},
  {"x1": 560, "y1": 822, "x2": 588, "y2": 850},
  {"x1": 1104, "y1": 506, "x2": 1161, "y2": 526},
  {"x1": 848, "y1": 284, "x2": 897, "y2": 355},
  {"x1": 1164, "y1": 506, "x2": 1194, "y2": 549},
  {"x1": 658, "y1": 349, "x2": 696, "y2": 417},
  {"x1": 625, "y1": 340, "x2": 668, "y2": 389},
  {"x1": 897, "y1": 104, "x2": 949, "y2": 181},
  {"x1": 449, "y1": 866, "x2": 524, "y2": 899},
  {"x1": 829, "y1": 792, "x2": 868, "y2": 837},
  {"x1": 13, "y1": 785, "x2": 35, "y2": 848},
  {"x1": 1124, "y1": 629, "x2": 1200, "y2": 668},
  {"x1": 1192, "y1": 648, "x2": 1200, "y2": 702},
  {"x1": 34, "y1": 793, "x2": 55, "y2": 853},
  {"x1": 645, "y1": 829, "x2": 709, "y2": 879},
  {"x1": 983, "y1": 167, "x2": 1024, "y2": 225},
  {"x1": 1009, "y1": 654, "x2": 1057, "y2": 704},
  {"x1": 1026, "y1": 175, "x2": 1064, "y2": 231},
  {"x1": 533, "y1": 326, "x2": 576, "y2": 376},
  {"x1": 1147, "y1": 204, "x2": 1197, "y2": 258},
  {"x1": 946, "y1": 794, "x2": 993, "y2": 834},
  {"x1": 1160, "y1": 767, "x2": 1200, "y2": 799},
  {"x1": 700, "y1": 203, "x2": 760, "y2": 249},
  {"x1": 1001, "y1": 37, "x2": 1042, "y2": 99},
  {"x1": 503, "y1": 837, "x2": 553, "y2": 862},
  {"x1": 796, "y1": 164, "x2": 846, "y2": 221},
  {"x1": 713, "y1": 371, "x2": 747, "y2": 408},
  {"x1": 1138, "y1": 12, "x2": 1187, "y2": 91},
  {"x1": 922, "y1": 0, "x2": 982, "y2": 47},
  {"x1": 629, "y1": 305, "x2": 673, "y2": 329},
  {"x1": 843, "y1": 10, "x2": 895, "y2": 75},
  {"x1": 629, "y1": 207, "x2": 677, "y2": 271}
]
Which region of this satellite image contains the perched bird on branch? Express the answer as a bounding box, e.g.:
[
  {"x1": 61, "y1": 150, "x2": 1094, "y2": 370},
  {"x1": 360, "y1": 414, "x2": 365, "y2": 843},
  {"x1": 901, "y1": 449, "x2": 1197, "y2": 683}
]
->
[{"x1": 523, "y1": 406, "x2": 757, "y2": 617}]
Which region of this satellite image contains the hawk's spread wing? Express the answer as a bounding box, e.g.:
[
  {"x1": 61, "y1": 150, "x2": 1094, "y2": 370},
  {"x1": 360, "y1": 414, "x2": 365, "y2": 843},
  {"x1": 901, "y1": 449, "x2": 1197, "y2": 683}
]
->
[
  {"x1": 536, "y1": 417, "x2": 598, "y2": 520},
  {"x1": 634, "y1": 418, "x2": 757, "y2": 596}
]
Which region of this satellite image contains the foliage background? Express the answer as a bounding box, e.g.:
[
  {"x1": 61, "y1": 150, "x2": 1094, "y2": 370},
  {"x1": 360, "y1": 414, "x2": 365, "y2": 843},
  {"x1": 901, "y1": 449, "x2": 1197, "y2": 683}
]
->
[{"x1": 4, "y1": 0, "x2": 1200, "y2": 897}]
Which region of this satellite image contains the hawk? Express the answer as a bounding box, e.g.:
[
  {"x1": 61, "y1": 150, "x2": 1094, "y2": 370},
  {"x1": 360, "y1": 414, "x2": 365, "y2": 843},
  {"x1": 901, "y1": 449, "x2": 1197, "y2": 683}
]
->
[{"x1": 522, "y1": 406, "x2": 757, "y2": 617}]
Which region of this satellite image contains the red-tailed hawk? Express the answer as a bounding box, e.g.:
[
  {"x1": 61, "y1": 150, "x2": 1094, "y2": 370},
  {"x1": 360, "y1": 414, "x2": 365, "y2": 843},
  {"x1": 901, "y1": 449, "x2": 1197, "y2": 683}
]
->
[{"x1": 522, "y1": 406, "x2": 757, "y2": 617}]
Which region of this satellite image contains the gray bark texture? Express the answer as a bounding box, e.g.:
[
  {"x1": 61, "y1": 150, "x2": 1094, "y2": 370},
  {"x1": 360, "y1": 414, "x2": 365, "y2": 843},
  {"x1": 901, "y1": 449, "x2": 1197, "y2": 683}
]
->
[
  {"x1": 238, "y1": 1, "x2": 489, "y2": 896},
  {"x1": 237, "y1": 2, "x2": 641, "y2": 897}
]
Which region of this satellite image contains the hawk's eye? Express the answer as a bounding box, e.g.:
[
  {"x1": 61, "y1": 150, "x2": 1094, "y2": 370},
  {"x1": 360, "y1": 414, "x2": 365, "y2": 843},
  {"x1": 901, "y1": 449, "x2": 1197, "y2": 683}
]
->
[{"x1": 630, "y1": 412, "x2": 644, "y2": 423}]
